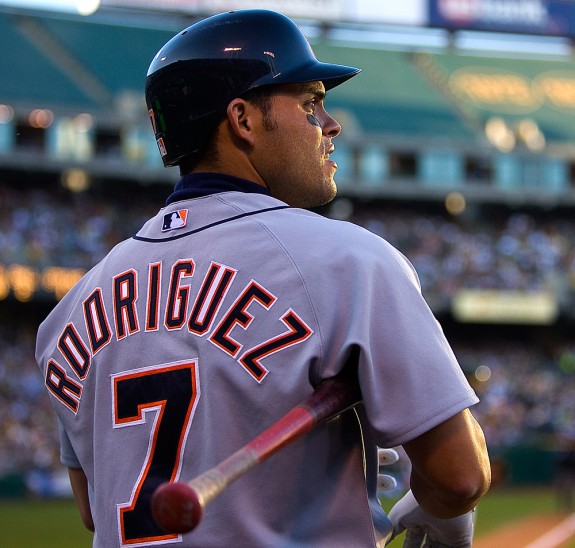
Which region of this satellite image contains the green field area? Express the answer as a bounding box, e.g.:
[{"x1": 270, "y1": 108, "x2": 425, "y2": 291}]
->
[
  {"x1": 473, "y1": 486, "x2": 563, "y2": 537},
  {"x1": 0, "y1": 498, "x2": 93, "y2": 548},
  {"x1": 0, "y1": 487, "x2": 571, "y2": 547}
]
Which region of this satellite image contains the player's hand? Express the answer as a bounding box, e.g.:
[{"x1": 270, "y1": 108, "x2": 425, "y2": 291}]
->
[{"x1": 386, "y1": 489, "x2": 474, "y2": 547}]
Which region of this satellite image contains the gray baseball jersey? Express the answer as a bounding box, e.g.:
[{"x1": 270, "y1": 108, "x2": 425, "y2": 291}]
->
[{"x1": 36, "y1": 174, "x2": 478, "y2": 547}]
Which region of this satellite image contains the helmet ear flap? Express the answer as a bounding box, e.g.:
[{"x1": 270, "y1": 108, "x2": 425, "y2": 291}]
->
[
  {"x1": 146, "y1": 59, "x2": 270, "y2": 166},
  {"x1": 145, "y1": 9, "x2": 360, "y2": 167}
]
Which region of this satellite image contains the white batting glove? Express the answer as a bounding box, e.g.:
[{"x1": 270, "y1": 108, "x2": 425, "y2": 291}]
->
[
  {"x1": 378, "y1": 448, "x2": 400, "y2": 466},
  {"x1": 377, "y1": 448, "x2": 400, "y2": 497},
  {"x1": 386, "y1": 489, "x2": 475, "y2": 547}
]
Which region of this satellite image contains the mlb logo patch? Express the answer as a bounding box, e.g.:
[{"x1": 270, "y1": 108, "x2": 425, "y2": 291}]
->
[{"x1": 162, "y1": 209, "x2": 188, "y2": 231}]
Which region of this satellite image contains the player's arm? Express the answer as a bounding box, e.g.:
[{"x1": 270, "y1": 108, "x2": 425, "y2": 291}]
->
[
  {"x1": 68, "y1": 467, "x2": 95, "y2": 532},
  {"x1": 403, "y1": 408, "x2": 490, "y2": 518}
]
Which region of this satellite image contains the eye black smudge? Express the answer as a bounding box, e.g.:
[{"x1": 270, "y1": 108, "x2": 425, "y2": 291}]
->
[{"x1": 307, "y1": 114, "x2": 321, "y2": 127}]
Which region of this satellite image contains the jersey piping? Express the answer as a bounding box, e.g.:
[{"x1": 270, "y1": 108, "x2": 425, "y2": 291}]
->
[{"x1": 132, "y1": 205, "x2": 290, "y2": 243}]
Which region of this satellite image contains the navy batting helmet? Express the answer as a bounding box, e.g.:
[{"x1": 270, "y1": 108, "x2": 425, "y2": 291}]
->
[{"x1": 145, "y1": 10, "x2": 361, "y2": 167}]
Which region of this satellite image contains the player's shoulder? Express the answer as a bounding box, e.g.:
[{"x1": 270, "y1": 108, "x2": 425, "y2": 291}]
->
[
  {"x1": 214, "y1": 192, "x2": 377, "y2": 246},
  {"x1": 264, "y1": 204, "x2": 416, "y2": 275},
  {"x1": 272, "y1": 205, "x2": 399, "y2": 256},
  {"x1": 264, "y1": 205, "x2": 424, "y2": 300}
]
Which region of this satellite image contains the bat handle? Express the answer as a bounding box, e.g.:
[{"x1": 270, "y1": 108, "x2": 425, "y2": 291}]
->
[{"x1": 302, "y1": 375, "x2": 362, "y2": 422}]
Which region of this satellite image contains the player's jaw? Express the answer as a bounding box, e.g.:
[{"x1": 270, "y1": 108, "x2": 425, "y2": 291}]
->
[
  {"x1": 255, "y1": 83, "x2": 342, "y2": 208},
  {"x1": 277, "y1": 127, "x2": 340, "y2": 208},
  {"x1": 271, "y1": 142, "x2": 338, "y2": 208},
  {"x1": 318, "y1": 143, "x2": 339, "y2": 202}
]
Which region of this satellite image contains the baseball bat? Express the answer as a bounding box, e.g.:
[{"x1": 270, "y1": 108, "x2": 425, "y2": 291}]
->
[{"x1": 150, "y1": 375, "x2": 362, "y2": 534}]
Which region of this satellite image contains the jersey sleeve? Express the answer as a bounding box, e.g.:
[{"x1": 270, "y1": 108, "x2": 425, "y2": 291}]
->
[
  {"x1": 57, "y1": 417, "x2": 82, "y2": 468},
  {"x1": 355, "y1": 243, "x2": 479, "y2": 447},
  {"x1": 290, "y1": 219, "x2": 479, "y2": 448}
]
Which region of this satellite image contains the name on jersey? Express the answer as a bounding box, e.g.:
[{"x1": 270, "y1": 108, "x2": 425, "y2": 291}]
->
[{"x1": 44, "y1": 259, "x2": 314, "y2": 414}]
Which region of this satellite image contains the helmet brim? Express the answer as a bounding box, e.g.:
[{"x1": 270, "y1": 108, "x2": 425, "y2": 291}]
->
[
  {"x1": 300, "y1": 62, "x2": 361, "y2": 90},
  {"x1": 256, "y1": 60, "x2": 361, "y2": 91}
]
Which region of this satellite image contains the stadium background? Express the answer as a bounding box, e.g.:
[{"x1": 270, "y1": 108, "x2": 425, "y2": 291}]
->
[{"x1": 0, "y1": 0, "x2": 574, "y2": 544}]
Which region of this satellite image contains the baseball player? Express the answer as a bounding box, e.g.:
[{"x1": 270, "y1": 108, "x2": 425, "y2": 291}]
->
[{"x1": 35, "y1": 10, "x2": 490, "y2": 547}]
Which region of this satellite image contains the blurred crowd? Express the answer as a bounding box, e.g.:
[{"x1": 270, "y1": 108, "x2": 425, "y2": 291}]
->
[
  {"x1": 1, "y1": 185, "x2": 575, "y2": 298},
  {"x1": 347, "y1": 201, "x2": 575, "y2": 300},
  {"x1": 0, "y1": 184, "x2": 574, "y2": 492},
  {"x1": 458, "y1": 340, "x2": 575, "y2": 447},
  {"x1": 0, "y1": 185, "x2": 159, "y2": 270},
  {"x1": 0, "y1": 324, "x2": 57, "y2": 476}
]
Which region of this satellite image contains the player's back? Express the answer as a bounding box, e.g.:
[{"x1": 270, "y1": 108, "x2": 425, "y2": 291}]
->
[{"x1": 36, "y1": 190, "x2": 390, "y2": 547}]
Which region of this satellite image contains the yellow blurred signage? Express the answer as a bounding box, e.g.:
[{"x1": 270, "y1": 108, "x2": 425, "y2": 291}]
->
[
  {"x1": 0, "y1": 263, "x2": 84, "y2": 302},
  {"x1": 452, "y1": 289, "x2": 558, "y2": 324}
]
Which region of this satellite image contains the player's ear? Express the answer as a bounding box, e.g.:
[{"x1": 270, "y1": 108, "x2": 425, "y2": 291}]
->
[{"x1": 226, "y1": 98, "x2": 256, "y2": 147}]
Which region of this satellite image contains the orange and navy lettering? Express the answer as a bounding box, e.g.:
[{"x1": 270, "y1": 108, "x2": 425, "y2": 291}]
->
[
  {"x1": 209, "y1": 280, "x2": 276, "y2": 357},
  {"x1": 83, "y1": 288, "x2": 112, "y2": 354},
  {"x1": 145, "y1": 262, "x2": 162, "y2": 332},
  {"x1": 44, "y1": 259, "x2": 314, "y2": 410},
  {"x1": 188, "y1": 262, "x2": 236, "y2": 335},
  {"x1": 113, "y1": 270, "x2": 139, "y2": 340},
  {"x1": 165, "y1": 260, "x2": 194, "y2": 330}
]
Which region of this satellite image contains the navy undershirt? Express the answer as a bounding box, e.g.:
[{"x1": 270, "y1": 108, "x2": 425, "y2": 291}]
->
[{"x1": 166, "y1": 172, "x2": 271, "y2": 205}]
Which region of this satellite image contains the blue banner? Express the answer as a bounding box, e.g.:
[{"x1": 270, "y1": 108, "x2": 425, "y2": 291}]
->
[{"x1": 429, "y1": 0, "x2": 575, "y2": 37}]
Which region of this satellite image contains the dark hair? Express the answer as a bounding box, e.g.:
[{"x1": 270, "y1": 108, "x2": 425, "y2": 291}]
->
[
  {"x1": 242, "y1": 86, "x2": 277, "y2": 131},
  {"x1": 178, "y1": 124, "x2": 222, "y2": 175}
]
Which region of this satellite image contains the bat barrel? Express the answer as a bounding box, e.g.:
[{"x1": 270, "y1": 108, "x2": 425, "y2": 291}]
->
[{"x1": 151, "y1": 481, "x2": 204, "y2": 534}]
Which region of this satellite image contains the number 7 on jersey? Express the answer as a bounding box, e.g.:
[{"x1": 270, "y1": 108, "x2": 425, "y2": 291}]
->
[{"x1": 112, "y1": 360, "x2": 199, "y2": 545}]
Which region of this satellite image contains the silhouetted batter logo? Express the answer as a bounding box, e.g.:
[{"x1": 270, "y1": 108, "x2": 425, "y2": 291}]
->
[{"x1": 162, "y1": 209, "x2": 188, "y2": 231}]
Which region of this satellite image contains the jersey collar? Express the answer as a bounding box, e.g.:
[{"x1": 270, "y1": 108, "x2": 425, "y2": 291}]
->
[{"x1": 166, "y1": 173, "x2": 270, "y2": 205}]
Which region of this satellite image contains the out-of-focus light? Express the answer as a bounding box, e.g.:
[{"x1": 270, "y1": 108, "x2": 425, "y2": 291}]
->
[
  {"x1": 517, "y1": 119, "x2": 546, "y2": 151},
  {"x1": 42, "y1": 266, "x2": 85, "y2": 300},
  {"x1": 28, "y1": 109, "x2": 54, "y2": 129},
  {"x1": 445, "y1": 191, "x2": 466, "y2": 216},
  {"x1": 8, "y1": 264, "x2": 36, "y2": 302},
  {"x1": 485, "y1": 117, "x2": 515, "y2": 152},
  {"x1": 0, "y1": 104, "x2": 14, "y2": 124},
  {"x1": 77, "y1": 0, "x2": 99, "y2": 15},
  {"x1": 475, "y1": 365, "x2": 492, "y2": 382},
  {"x1": 330, "y1": 197, "x2": 354, "y2": 220},
  {"x1": 0, "y1": 0, "x2": 99, "y2": 15},
  {"x1": 61, "y1": 168, "x2": 90, "y2": 192},
  {"x1": 74, "y1": 113, "x2": 94, "y2": 132}
]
